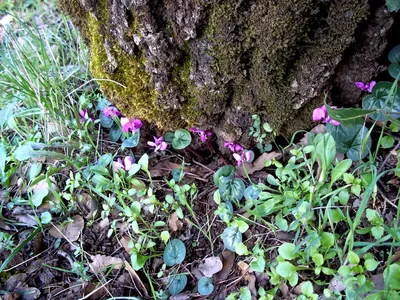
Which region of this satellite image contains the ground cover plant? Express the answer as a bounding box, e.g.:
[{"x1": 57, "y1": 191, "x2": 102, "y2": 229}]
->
[{"x1": 1, "y1": 1, "x2": 400, "y2": 300}]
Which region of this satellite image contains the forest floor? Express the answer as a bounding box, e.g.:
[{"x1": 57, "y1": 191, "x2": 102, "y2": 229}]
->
[{"x1": 1, "y1": 1, "x2": 400, "y2": 300}]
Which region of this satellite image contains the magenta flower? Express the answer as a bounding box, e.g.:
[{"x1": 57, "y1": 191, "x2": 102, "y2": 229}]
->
[
  {"x1": 312, "y1": 105, "x2": 340, "y2": 126},
  {"x1": 147, "y1": 136, "x2": 168, "y2": 152},
  {"x1": 79, "y1": 109, "x2": 94, "y2": 122},
  {"x1": 233, "y1": 150, "x2": 253, "y2": 167},
  {"x1": 190, "y1": 127, "x2": 212, "y2": 143},
  {"x1": 121, "y1": 117, "x2": 142, "y2": 133},
  {"x1": 113, "y1": 156, "x2": 134, "y2": 172},
  {"x1": 103, "y1": 106, "x2": 121, "y2": 118},
  {"x1": 355, "y1": 81, "x2": 376, "y2": 93},
  {"x1": 224, "y1": 141, "x2": 244, "y2": 153}
]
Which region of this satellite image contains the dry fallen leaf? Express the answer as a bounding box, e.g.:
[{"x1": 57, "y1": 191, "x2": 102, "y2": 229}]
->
[
  {"x1": 215, "y1": 251, "x2": 235, "y2": 281},
  {"x1": 238, "y1": 260, "x2": 253, "y2": 276},
  {"x1": 236, "y1": 151, "x2": 282, "y2": 177},
  {"x1": 120, "y1": 236, "x2": 133, "y2": 254},
  {"x1": 49, "y1": 215, "x2": 84, "y2": 242},
  {"x1": 169, "y1": 212, "x2": 183, "y2": 232},
  {"x1": 198, "y1": 256, "x2": 223, "y2": 277},
  {"x1": 299, "y1": 124, "x2": 326, "y2": 145},
  {"x1": 89, "y1": 254, "x2": 123, "y2": 273}
]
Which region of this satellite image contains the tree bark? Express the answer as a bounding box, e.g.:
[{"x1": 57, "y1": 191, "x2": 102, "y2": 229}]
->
[{"x1": 59, "y1": 0, "x2": 395, "y2": 144}]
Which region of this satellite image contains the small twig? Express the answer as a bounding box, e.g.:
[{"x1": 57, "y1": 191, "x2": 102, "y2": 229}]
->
[
  {"x1": 377, "y1": 187, "x2": 398, "y2": 210},
  {"x1": 192, "y1": 159, "x2": 215, "y2": 174}
]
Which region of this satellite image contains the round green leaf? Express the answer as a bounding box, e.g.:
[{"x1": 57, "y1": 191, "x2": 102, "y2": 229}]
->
[
  {"x1": 122, "y1": 131, "x2": 140, "y2": 148},
  {"x1": 40, "y1": 211, "x2": 52, "y2": 224},
  {"x1": 365, "y1": 258, "x2": 379, "y2": 271},
  {"x1": 278, "y1": 243, "x2": 298, "y2": 260},
  {"x1": 198, "y1": 276, "x2": 214, "y2": 296},
  {"x1": 217, "y1": 201, "x2": 233, "y2": 221},
  {"x1": 381, "y1": 135, "x2": 395, "y2": 149},
  {"x1": 221, "y1": 227, "x2": 242, "y2": 251},
  {"x1": 250, "y1": 256, "x2": 266, "y2": 273},
  {"x1": 276, "y1": 261, "x2": 297, "y2": 279},
  {"x1": 213, "y1": 165, "x2": 235, "y2": 186},
  {"x1": 168, "y1": 274, "x2": 187, "y2": 295},
  {"x1": 99, "y1": 112, "x2": 113, "y2": 128},
  {"x1": 348, "y1": 251, "x2": 360, "y2": 265},
  {"x1": 389, "y1": 45, "x2": 400, "y2": 63},
  {"x1": 172, "y1": 129, "x2": 192, "y2": 150},
  {"x1": 163, "y1": 239, "x2": 186, "y2": 266}
]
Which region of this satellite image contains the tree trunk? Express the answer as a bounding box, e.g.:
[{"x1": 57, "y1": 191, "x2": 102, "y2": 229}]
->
[{"x1": 59, "y1": 0, "x2": 395, "y2": 144}]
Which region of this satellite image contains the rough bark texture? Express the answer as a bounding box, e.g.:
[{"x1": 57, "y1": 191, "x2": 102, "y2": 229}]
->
[{"x1": 59, "y1": 0, "x2": 395, "y2": 144}]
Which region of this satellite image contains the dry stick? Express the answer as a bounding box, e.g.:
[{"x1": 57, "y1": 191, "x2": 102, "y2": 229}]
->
[
  {"x1": 378, "y1": 139, "x2": 400, "y2": 174},
  {"x1": 192, "y1": 159, "x2": 215, "y2": 174}
]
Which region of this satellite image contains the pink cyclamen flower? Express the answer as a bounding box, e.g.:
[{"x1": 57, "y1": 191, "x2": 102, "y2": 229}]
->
[
  {"x1": 355, "y1": 81, "x2": 376, "y2": 93},
  {"x1": 79, "y1": 109, "x2": 94, "y2": 122},
  {"x1": 233, "y1": 150, "x2": 253, "y2": 167},
  {"x1": 103, "y1": 106, "x2": 121, "y2": 118},
  {"x1": 312, "y1": 105, "x2": 340, "y2": 126},
  {"x1": 147, "y1": 136, "x2": 168, "y2": 152},
  {"x1": 224, "y1": 141, "x2": 244, "y2": 153},
  {"x1": 113, "y1": 156, "x2": 134, "y2": 172},
  {"x1": 121, "y1": 117, "x2": 142, "y2": 133},
  {"x1": 190, "y1": 127, "x2": 212, "y2": 143}
]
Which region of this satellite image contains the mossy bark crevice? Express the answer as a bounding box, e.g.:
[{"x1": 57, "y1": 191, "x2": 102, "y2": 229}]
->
[{"x1": 59, "y1": 0, "x2": 395, "y2": 143}]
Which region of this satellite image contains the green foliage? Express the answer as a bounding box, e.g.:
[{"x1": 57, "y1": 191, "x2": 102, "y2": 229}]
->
[
  {"x1": 386, "y1": 0, "x2": 400, "y2": 11},
  {"x1": 198, "y1": 277, "x2": 214, "y2": 296},
  {"x1": 221, "y1": 227, "x2": 242, "y2": 252},
  {"x1": 249, "y1": 115, "x2": 274, "y2": 153},
  {"x1": 168, "y1": 274, "x2": 187, "y2": 295},
  {"x1": 171, "y1": 129, "x2": 192, "y2": 150},
  {"x1": 163, "y1": 239, "x2": 186, "y2": 266}
]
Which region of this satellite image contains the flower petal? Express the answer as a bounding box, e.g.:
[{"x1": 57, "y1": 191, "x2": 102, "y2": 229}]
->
[
  {"x1": 133, "y1": 119, "x2": 142, "y2": 129},
  {"x1": 233, "y1": 153, "x2": 242, "y2": 162},
  {"x1": 124, "y1": 156, "x2": 133, "y2": 171},
  {"x1": 160, "y1": 142, "x2": 168, "y2": 151},
  {"x1": 312, "y1": 107, "x2": 325, "y2": 122},
  {"x1": 147, "y1": 141, "x2": 156, "y2": 147},
  {"x1": 355, "y1": 82, "x2": 366, "y2": 90},
  {"x1": 113, "y1": 161, "x2": 123, "y2": 172}
]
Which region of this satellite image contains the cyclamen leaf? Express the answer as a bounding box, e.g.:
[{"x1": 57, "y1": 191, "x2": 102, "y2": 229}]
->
[
  {"x1": 389, "y1": 45, "x2": 400, "y2": 63},
  {"x1": 213, "y1": 165, "x2": 235, "y2": 186},
  {"x1": 221, "y1": 227, "x2": 242, "y2": 251},
  {"x1": 168, "y1": 274, "x2": 187, "y2": 295},
  {"x1": 172, "y1": 129, "x2": 192, "y2": 150},
  {"x1": 386, "y1": 0, "x2": 400, "y2": 12},
  {"x1": 99, "y1": 111, "x2": 113, "y2": 128},
  {"x1": 122, "y1": 131, "x2": 140, "y2": 148},
  {"x1": 324, "y1": 104, "x2": 376, "y2": 124},
  {"x1": 389, "y1": 63, "x2": 400, "y2": 80},
  {"x1": 198, "y1": 277, "x2": 214, "y2": 296},
  {"x1": 163, "y1": 239, "x2": 186, "y2": 266},
  {"x1": 109, "y1": 124, "x2": 122, "y2": 142}
]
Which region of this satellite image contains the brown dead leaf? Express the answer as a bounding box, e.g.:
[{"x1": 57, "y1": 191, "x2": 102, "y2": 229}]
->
[
  {"x1": 89, "y1": 254, "x2": 123, "y2": 273},
  {"x1": 236, "y1": 151, "x2": 282, "y2": 177},
  {"x1": 198, "y1": 256, "x2": 223, "y2": 277},
  {"x1": 299, "y1": 124, "x2": 326, "y2": 145},
  {"x1": 84, "y1": 282, "x2": 106, "y2": 300},
  {"x1": 120, "y1": 236, "x2": 133, "y2": 254},
  {"x1": 124, "y1": 261, "x2": 149, "y2": 298},
  {"x1": 238, "y1": 260, "x2": 253, "y2": 276},
  {"x1": 215, "y1": 251, "x2": 235, "y2": 281},
  {"x1": 80, "y1": 193, "x2": 99, "y2": 219},
  {"x1": 49, "y1": 215, "x2": 84, "y2": 242},
  {"x1": 14, "y1": 214, "x2": 38, "y2": 226},
  {"x1": 169, "y1": 212, "x2": 183, "y2": 232}
]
